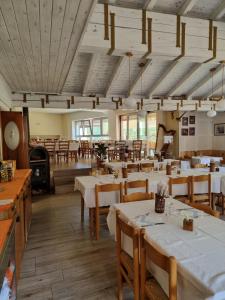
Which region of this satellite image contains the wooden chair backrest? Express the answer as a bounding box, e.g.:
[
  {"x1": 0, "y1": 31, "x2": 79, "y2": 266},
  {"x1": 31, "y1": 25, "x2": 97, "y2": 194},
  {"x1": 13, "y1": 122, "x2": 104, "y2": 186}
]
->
[
  {"x1": 169, "y1": 176, "x2": 190, "y2": 197},
  {"x1": 140, "y1": 229, "x2": 177, "y2": 300},
  {"x1": 124, "y1": 179, "x2": 148, "y2": 194},
  {"x1": 193, "y1": 163, "x2": 208, "y2": 168},
  {"x1": 189, "y1": 203, "x2": 220, "y2": 218},
  {"x1": 116, "y1": 210, "x2": 140, "y2": 295},
  {"x1": 123, "y1": 192, "x2": 154, "y2": 203},
  {"x1": 190, "y1": 174, "x2": 211, "y2": 201},
  {"x1": 80, "y1": 141, "x2": 90, "y2": 149},
  {"x1": 133, "y1": 140, "x2": 142, "y2": 151},
  {"x1": 127, "y1": 164, "x2": 140, "y2": 173},
  {"x1": 140, "y1": 163, "x2": 154, "y2": 172},
  {"x1": 59, "y1": 140, "x2": 69, "y2": 151},
  {"x1": 171, "y1": 160, "x2": 180, "y2": 167},
  {"x1": 44, "y1": 140, "x2": 55, "y2": 151},
  {"x1": 95, "y1": 183, "x2": 123, "y2": 207},
  {"x1": 115, "y1": 141, "x2": 126, "y2": 149}
]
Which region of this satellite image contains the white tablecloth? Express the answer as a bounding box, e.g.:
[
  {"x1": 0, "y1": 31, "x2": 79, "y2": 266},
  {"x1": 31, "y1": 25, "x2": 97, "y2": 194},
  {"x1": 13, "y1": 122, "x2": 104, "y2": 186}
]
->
[
  {"x1": 74, "y1": 168, "x2": 225, "y2": 208},
  {"x1": 107, "y1": 199, "x2": 225, "y2": 300},
  {"x1": 192, "y1": 156, "x2": 223, "y2": 166}
]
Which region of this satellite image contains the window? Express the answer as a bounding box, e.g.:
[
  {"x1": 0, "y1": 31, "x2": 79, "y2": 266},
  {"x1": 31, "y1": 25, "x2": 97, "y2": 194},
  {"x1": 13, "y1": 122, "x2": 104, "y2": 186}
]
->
[
  {"x1": 120, "y1": 115, "x2": 128, "y2": 140},
  {"x1": 120, "y1": 113, "x2": 147, "y2": 140},
  {"x1": 128, "y1": 114, "x2": 137, "y2": 140},
  {"x1": 120, "y1": 112, "x2": 157, "y2": 153},
  {"x1": 73, "y1": 117, "x2": 109, "y2": 140}
]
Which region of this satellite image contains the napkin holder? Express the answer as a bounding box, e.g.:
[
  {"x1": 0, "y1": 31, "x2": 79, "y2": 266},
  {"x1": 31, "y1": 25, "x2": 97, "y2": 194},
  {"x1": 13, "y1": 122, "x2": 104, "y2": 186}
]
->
[
  {"x1": 183, "y1": 218, "x2": 193, "y2": 231},
  {"x1": 155, "y1": 194, "x2": 165, "y2": 213},
  {"x1": 210, "y1": 162, "x2": 216, "y2": 172},
  {"x1": 166, "y1": 164, "x2": 171, "y2": 175},
  {"x1": 122, "y1": 167, "x2": 128, "y2": 178}
]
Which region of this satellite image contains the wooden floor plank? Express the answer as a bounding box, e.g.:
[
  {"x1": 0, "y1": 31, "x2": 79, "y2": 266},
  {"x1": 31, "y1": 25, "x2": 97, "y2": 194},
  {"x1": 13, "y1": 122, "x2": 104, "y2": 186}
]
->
[{"x1": 17, "y1": 192, "x2": 127, "y2": 300}]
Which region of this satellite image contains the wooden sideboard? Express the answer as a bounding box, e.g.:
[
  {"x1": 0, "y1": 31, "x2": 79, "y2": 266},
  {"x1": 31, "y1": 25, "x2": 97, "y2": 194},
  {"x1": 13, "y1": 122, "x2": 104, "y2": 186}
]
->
[{"x1": 0, "y1": 169, "x2": 32, "y2": 281}]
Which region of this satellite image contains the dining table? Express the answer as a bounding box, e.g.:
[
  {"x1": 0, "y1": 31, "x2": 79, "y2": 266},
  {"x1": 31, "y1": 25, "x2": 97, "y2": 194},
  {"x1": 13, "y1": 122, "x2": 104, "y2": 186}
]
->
[
  {"x1": 107, "y1": 198, "x2": 225, "y2": 300},
  {"x1": 104, "y1": 159, "x2": 180, "y2": 171},
  {"x1": 191, "y1": 156, "x2": 223, "y2": 166},
  {"x1": 74, "y1": 167, "x2": 225, "y2": 209}
]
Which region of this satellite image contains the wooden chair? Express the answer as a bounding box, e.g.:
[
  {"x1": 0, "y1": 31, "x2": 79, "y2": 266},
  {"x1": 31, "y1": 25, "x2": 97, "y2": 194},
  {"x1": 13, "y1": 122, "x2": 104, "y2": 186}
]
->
[
  {"x1": 188, "y1": 203, "x2": 220, "y2": 218},
  {"x1": 92, "y1": 183, "x2": 122, "y2": 240},
  {"x1": 140, "y1": 163, "x2": 154, "y2": 172},
  {"x1": 123, "y1": 192, "x2": 154, "y2": 203},
  {"x1": 213, "y1": 175, "x2": 225, "y2": 215},
  {"x1": 193, "y1": 163, "x2": 208, "y2": 168},
  {"x1": 190, "y1": 174, "x2": 211, "y2": 207},
  {"x1": 124, "y1": 179, "x2": 149, "y2": 195},
  {"x1": 68, "y1": 140, "x2": 78, "y2": 162},
  {"x1": 115, "y1": 141, "x2": 127, "y2": 161},
  {"x1": 127, "y1": 164, "x2": 140, "y2": 173},
  {"x1": 56, "y1": 140, "x2": 69, "y2": 163},
  {"x1": 44, "y1": 139, "x2": 56, "y2": 161},
  {"x1": 140, "y1": 229, "x2": 177, "y2": 300},
  {"x1": 171, "y1": 160, "x2": 181, "y2": 168},
  {"x1": 116, "y1": 210, "x2": 140, "y2": 300},
  {"x1": 80, "y1": 141, "x2": 93, "y2": 158},
  {"x1": 107, "y1": 148, "x2": 116, "y2": 161},
  {"x1": 131, "y1": 140, "x2": 142, "y2": 161},
  {"x1": 169, "y1": 177, "x2": 191, "y2": 203}
]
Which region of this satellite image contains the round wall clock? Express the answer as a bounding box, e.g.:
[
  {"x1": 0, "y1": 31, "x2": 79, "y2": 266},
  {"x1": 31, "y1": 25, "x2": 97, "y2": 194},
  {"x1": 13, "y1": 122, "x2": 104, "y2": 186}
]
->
[{"x1": 4, "y1": 121, "x2": 20, "y2": 151}]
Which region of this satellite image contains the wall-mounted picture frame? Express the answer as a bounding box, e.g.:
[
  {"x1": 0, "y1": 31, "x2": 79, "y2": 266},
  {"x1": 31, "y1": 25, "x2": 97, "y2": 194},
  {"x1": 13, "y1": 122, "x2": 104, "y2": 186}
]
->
[
  {"x1": 214, "y1": 123, "x2": 225, "y2": 136},
  {"x1": 189, "y1": 127, "x2": 195, "y2": 136},
  {"x1": 181, "y1": 128, "x2": 188, "y2": 136},
  {"x1": 189, "y1": 115, "x2": 195, "y2": 125},
  {"x1": 182, "y1": 117, "x2": 188, "y2": 126}
]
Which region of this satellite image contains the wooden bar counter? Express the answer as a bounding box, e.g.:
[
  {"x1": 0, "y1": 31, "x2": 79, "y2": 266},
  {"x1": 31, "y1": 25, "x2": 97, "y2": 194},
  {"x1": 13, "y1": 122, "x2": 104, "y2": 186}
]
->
[{"x1": 0, "y1": 169, "x2": 32, "y2": 280}]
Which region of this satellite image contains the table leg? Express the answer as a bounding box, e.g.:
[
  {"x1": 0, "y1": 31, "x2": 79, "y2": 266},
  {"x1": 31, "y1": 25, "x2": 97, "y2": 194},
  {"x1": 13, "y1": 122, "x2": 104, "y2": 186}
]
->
[{"x1": 81, "y1": 196, "x2": 84, "y2": 223}]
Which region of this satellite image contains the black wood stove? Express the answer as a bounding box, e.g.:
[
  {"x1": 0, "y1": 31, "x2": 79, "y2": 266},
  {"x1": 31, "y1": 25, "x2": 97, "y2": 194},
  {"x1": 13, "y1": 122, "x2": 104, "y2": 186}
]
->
[{"x1": 29, "y1": 146, "x2": 50, "y2": 193}]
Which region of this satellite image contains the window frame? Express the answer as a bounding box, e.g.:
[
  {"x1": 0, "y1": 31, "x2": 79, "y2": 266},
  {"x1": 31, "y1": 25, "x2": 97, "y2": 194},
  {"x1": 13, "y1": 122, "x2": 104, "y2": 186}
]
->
[
  {"x1": 119, "y1": 113, "x2": 148, "y2": 140},
  {"x1": 73, "y1": 117, "x2": 109, "y2": 140}
]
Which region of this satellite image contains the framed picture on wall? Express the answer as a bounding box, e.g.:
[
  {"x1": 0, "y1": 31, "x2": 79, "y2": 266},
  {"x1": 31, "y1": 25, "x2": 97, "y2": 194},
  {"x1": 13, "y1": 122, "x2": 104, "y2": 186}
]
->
[
  {"x1": 182, "y1": 117, "x2": 188, "y2": 126},
  {"x1": 189, "y1": 127, "x2": 195, "y2": 136},
  {"x1": 189, "y1": 115, "x2": 195, "y2": 125},
  {"x1": 181, "y1": 128, "x2": 188, "y2": 136},
  {"x1": 214, "y1": 123, "x2": 225, "y2": 136}
]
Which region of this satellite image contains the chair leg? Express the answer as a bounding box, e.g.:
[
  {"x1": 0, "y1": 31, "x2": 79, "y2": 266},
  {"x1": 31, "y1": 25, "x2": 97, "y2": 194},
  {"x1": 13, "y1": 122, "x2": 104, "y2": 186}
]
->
[
  {"x1": 117, "y1": 268, "x2": 123, "y2": 300},
  {"x1": 222, "y1": 194, "x2": 225, "y2": 215},
  {"x1": 95, "y1": 207, "x2": 100, "y2": 240},
  {"x1": 81, "y1": 196, "x2": 84, "y2": 223},
  {"x1": 89, "y1": 208, "x2": 94, "y2": 239}
]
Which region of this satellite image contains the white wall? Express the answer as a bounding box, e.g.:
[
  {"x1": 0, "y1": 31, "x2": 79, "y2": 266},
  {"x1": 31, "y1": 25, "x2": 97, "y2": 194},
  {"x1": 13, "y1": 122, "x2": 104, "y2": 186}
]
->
[
  {"x1": 29, "y1": 112, "x2": 65, "y2": 137},
  {"x1": 179, "y1": 111, "x2": 213, "y2": 153},
  {"x1": 212, "y1": 112, "x2": 225, "y2": 150},
  {"x1": 0, "y1": 74, "x2": 12, "y2": 109}
]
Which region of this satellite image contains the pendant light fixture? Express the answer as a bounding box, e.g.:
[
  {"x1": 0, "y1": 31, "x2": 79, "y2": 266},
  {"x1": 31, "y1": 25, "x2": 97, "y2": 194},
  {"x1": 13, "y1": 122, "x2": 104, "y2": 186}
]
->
[
  {"x1": 217, "y1": 61, "x2": 225, "y2": 110},
  {"x1": 207, "y1": 68, "x2": 217, "y2": 117},
  {"x1": 137, "y1": 61, "x2": 147, "y2": 117}
]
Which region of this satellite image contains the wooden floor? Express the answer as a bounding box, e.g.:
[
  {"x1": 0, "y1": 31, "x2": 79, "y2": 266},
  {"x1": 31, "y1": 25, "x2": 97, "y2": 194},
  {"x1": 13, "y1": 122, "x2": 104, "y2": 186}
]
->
[{"x1": 18, "y1": 192, "x2": 131, "y2": 300}]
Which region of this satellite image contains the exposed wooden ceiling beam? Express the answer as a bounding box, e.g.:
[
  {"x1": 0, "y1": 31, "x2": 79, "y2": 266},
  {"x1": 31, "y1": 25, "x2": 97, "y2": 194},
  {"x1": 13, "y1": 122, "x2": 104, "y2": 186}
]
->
[
  {"x1": 148, "y1": 60, "x2": 180, "y2": 97},
  {"x1": 210, "y1": 0, "x2": 225, "y2": 20},
  {"x1": 187, "y1": 63, "x2": 224, "y2": 98},
  {"x1": 168, "y1": 63, "x2": 202, "y2": 96},
  {"x1": 82, "y1": 53, "x2": 99, "y2": 96},
  {"x1": 128, "y1": 59, "x2": 152, "y2": 96},
  {"x1": 82, "y1": 4, "x2": 225, "y2": 63},
  {"x1": 178, "y1": 0, "x2": 197, "y2": 15},
  {"x1": 104, "y1": 56, "x2": 127, "y2": 96},
  {"x1": 144, "y1": 0, "x2": 157, "y2": 10}
]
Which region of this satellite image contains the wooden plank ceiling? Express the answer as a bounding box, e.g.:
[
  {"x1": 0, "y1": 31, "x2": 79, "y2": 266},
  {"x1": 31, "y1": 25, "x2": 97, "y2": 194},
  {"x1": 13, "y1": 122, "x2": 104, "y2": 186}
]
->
[{"x1": 8, "y1": 0, "x2": 225, "y2": 111}]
